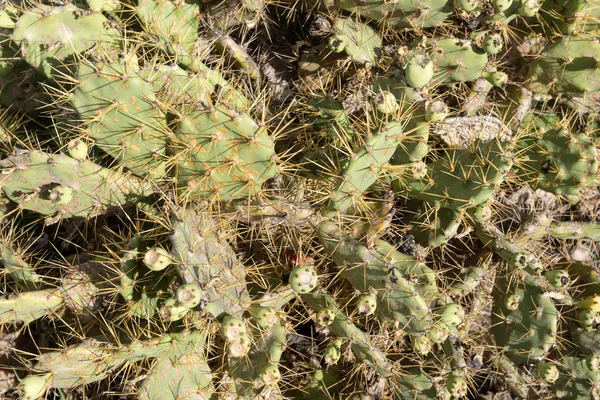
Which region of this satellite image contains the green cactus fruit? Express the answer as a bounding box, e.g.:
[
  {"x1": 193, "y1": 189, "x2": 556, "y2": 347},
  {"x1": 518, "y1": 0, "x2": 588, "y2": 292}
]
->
[
  {"x1": 578, "y1": 309, "x2": 600, "y2": 331},
  {"x1": 412, "y1": 335, "x2": 433, "y2": 356},
  {"x1": 228, "y1": 334, "x2": 251, "y2": 357},
  {"x1": 373, "y1": 91, "x2": 398, "y2": 114},
  {"x1": 446, "y1": 372, "x2": 468, "y2": 398},
  {"x1": 537, "y1": 361, "x2": 560, "y2": 383},
  {"x1": 405, "y1": 54, "x2": 435, "y2": 89},
  {"x1": 505, "y1": 294, "x2": 521, "y2": 310},
  {"x1": 289, "y1": 265, "x2": 318, "y2": 293},
  {"x1": 176, "y1": 283, "x2": 202, "y2": 308},
  {"x1": 258, "y1": 364, "x2": 281, "y2": 385},
  {"x1": 519, "y1": 0, "x2": 541, "y2": 16},
  {"x1": 483, "y1": 34, "x2": 504, "y2": 55},
  {"x1": 437, "y1": 303, "x2": 465, "y2": 327},
  {"x1": 588, "y1": 355, "x2": 600, "y2": 371},
  {"x1": 67, "y1": 140, "x2": 88, "y2": 161},
  {"x1": 426, "y1": 100, "x2": 449, "y2": 122},
  {"x1": 329, "y1": 36, "x2": 346, "y2": 53},
  {"x1": 17, "y1": 374, "x2": 52, "y2": 400},
  {"x1": 429, "y1": 323, "x2": 450, "y2": 344},
  {"x1": 250, "y1": 306, "x2": 279, "y2": 328},
  {"x1": 222, "y1": 316, "x2": 248, "y2": 342},
  {"x1": 324, "y1": 339, "x2": 343, "y2": 365},
  {"x1": 454, "y1": 0, "x2": 478, "y2": 11},
  {"x1": 159, "y1": 297, "x2": 189, "y2": 321},
  {"x1": 47, "y1": 185, "x2": 73, "y2": 206},
  {"x1": 492, "y1": 0, "x2": 513, "y2": 12},
  {"x1": 356, "y1": 293, "x2": 377, "y2": 316},
  {"x1": 482, "y1": 71, "x2": 508, "y2": 87},
  {"x1": 316, "y1": 308, "x2": 336, "y2": 327},
  {"x1": 544, "y1": 270, "x2": 570, "y2": 288},
  {"x1": 143, "y1": 248, "x2": 172, "y2": 271}
]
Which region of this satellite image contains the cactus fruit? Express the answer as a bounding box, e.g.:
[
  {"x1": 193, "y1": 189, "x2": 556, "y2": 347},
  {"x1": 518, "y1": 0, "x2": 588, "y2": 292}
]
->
[
  {"x1": 289, "y1": 264, "x2": 318, "y2": 293},
  {"x1": 405, "y1": 54, "x2": 435, "y2": 89},
  {"x1": 143, "y1": 247, "x2": 172, "y2": 271}
]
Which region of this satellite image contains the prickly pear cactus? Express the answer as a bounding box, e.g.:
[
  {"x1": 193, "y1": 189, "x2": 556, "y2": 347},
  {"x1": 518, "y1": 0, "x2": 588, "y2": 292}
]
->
[{"x1": 1, "y1": 0, "x2": 600, "y2": 399}]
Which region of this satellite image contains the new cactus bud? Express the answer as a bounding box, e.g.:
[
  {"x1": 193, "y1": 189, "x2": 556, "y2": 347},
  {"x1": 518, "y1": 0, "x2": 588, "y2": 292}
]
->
[
  {"x1": 483, "y1": 34, "x2": 503, "y2": 55},
  {"x1": 329, "y1": 36, "x2": 346, "y2": 53},
  {"x1": 250, "y1": 306, "x2": 279, "y2": 328},
  {"x1": 426, "y1": 100, "x2": 449, "y2": 122},
  {"x1": 316, "y1": 308, "x2": 335, "y2": 327},
  {"x1": 482, "y1": 71, "x2": 508, "y2": 87},
  {"x1": 505, "y1": 294, "x2": 520, "y2": 311},
  {"x1": 324, "y1": 339, "x2": 343, "y2": 365},
  {"x1": 537, "y1": 361, "x2": 559, "y2": 383},
  {"x1": 159, "y1": 298, "x2": 189, "y2": 321},
  {"x1": 176, "y1": 283, "x2": 202, "y2": 309},
  {"x1": 454, "y1": 0, "x2": 478, "y2": 11},
  {"x1": 519, "y1": 0, "x2": 540, "y2": 16},
  {"x1": 49, "y1": 185, "x2": 74, "y2": 205},
  {"x1": 446, "y1": 372, "x2": 468, "y2": 398},
  {"x1": 222, "y1": 316, "x2": 247, "y2": 342},
  {"x1": 511, "y1": 253, "x2": 528, "y2": 269},
  {"x1": 17, "y1": 373, "x2": 52, "y2": 400},
  {"x1": 437, "y1": 303, "x2": 465, "y2": 327},
  {"x1": 429, "y1": 323, "x2": 450, "y2": 344},
  {"x1": 492, "y1": 0, "x2": 513, "y2": 12},
  {"x1": 373, "y1": 91, "x2": 398, "y2": 114},
  {"x1": 228, "y1": 334, "x2": 251, "y2": 357},
  {"x1": 412, "y1": 335, "x2": 432, "y2": 356},
  {"x1": 289, "y1": 265, "x2": 318, "y2": 293},
  {"x1": 356, "y1": 293, "x2": 377, "y2": 316},
  {"x1": 544, "y1": 270, "x2": 570, "y2": 288},
  {"x1": 143, "y1": 248, "x2": 172, "y2": 271},
  {"x1": 405, "y1": 55, "x2": 434, "y2": 89},
  {"x1": 588, "y1": 355, "x2": 600, "y2": 372},
  {"x1": 67, "y1": 139, "x2": 88, "y2": 161},
  {"x1": 258, "y1": 364, "x2": 281, "y2": 385},
  {"x1": 578, "y1": 309, "x2": 600, "y2": 331}
]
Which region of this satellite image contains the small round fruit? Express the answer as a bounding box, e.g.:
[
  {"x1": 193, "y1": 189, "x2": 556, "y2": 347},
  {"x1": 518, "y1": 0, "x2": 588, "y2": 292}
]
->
[
  {"x1": 67, "y1": 139, "x2": 88, "y2": 161},
  {"x1": 289, "y1": 265, "x2": 318, "y2": 293},
  {"x1": 143, "y1": 248, "x2": 172, "y2": 271},
  {"x1": 159, "y1": 297, "x2": 189, "y2": 322},
  {"x1": 446, "y1": 372, "x2": 468, "y2": 398},
  {"x1": 405, "y1": 54, "x2": 434, "y2": 89},
  {"x1": 454, "y1": 0, "x2": 478, "y2": 11},
  {"x1": 356, "y1": 293, "x2": 377, "y2": 316},
  {"x1": 373, "y1": 91, "x2": 398, "y2": 114},
  {"x1": 537, "y1": 361, "x2": 559, "y2": 383},
  {"x1": 483, "y1": 34, "x2": 503, "y2": 55},
  {"x1": 18, "y1": 373, "x2": 52, "y2": 400},
  {"x1": 259, "y1": 364, "x2": 281, "y2": 385},
  {"x1": 176, "y1": 283, "x2": 202, "y2": 309},
  {"x1": 49, "y1": 185, "x2": 74, "y2": 205},
  {"x1": 221, "y1": 316, "x2": 247, "y2": 342}
]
